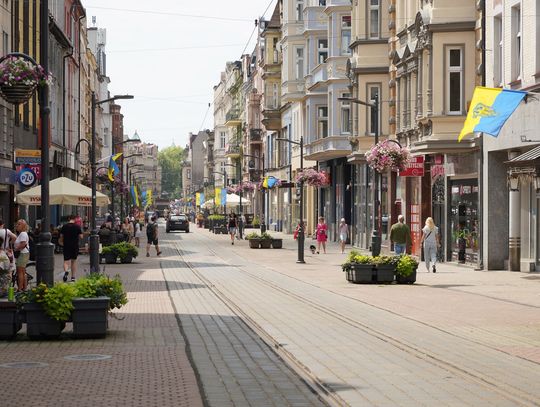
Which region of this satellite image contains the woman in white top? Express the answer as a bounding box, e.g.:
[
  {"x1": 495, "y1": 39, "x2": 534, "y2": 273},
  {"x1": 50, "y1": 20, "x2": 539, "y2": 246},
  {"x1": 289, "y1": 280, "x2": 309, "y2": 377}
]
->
[
  {"x1": 14, "y1": 219, "x2": 30, "y2": 291},
  {"x1": 338, "y1": 218, "x2": 349, "y2": 254},
  {"x1": 421, "y1": 217, "x2": 440, "y2": 273},
  {"x1": 134, "y1": 221, "x2": 143, "y2": 247},
  {"x1": 0, "y1": 219, "x2": 16, "y2": 270}
]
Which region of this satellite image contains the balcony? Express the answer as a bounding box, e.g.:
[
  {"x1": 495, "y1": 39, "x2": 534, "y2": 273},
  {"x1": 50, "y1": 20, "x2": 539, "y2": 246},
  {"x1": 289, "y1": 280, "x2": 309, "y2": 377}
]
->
[
  {"x1": 304, "y1": 136, "x2": 352, "y2": 161},
  {"x1": 225, "y1": 144, "x2": 242, "y2": 159},
  {"x1": 225, "y1": 108, "x2": 242, "y2": 126},
  {"x1": 262, "y1": 96, "x2": 281, "y2": 131},
  {"x1": 249, "y1": 129, "x2": 263, "y2": 143}
]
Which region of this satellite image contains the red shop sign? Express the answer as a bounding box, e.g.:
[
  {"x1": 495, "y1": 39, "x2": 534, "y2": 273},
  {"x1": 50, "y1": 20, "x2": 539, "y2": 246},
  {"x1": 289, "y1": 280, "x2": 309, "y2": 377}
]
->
[{"x1": 399, "y1": 156, "x2": 425, "y2": 177}]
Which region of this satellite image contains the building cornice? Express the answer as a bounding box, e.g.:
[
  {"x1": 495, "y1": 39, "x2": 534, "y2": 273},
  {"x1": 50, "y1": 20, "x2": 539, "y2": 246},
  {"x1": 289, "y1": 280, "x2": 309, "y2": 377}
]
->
[
  {"x1": 350, "y1": 38, "x2": 388, "y2": 49},
  {"x1": 428, "y1": 21, "x2": 476, "y2": 33},
  {"x1": 353, "y1": 66, "x2": 389, "y2": 75}
]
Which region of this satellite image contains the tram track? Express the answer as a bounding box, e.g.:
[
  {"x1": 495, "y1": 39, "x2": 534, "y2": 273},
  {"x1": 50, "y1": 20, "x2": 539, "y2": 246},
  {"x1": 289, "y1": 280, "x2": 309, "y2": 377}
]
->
[{"x1": 171, "y1": 236, "x2": 539, "y2": 407}]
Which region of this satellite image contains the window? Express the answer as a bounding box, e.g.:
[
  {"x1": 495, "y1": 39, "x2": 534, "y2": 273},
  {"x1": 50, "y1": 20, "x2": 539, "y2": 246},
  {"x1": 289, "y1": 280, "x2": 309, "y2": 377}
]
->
[
  {"x1": 187, "y1": 169, "x2": 191, "y2": 180},
  {"x1": 272, "y1": 83, "x2": 279, "y2": 108},
  {"x1": 296, "y1": 0, "x2": 304, "y2": 21},
  {"x1": 220, "y1": 131, "x2": 226, "y2": 149},
  {"x1": 368, "y1": 85, "x2": 380, "y2": 135},
  {"x1": 317, "y1": 106, "x2": 328, "y2": 138},
  {"x1": 2, "y1": 31, "x2": 7, "y2": 55},
  {"x1": 295, "y1": 47, "x2": 304, "y2": 79},
  {"x1": 446, "y1": 47, "x2": 463, "y2": 114},
  {"x1": 272, "y1": 38, "x2": 279, "y2": 63},
  {"x1": 341, "y1": 93, "x2": 351, "y2": 134},
  {"x1": 318, "y1": 39, "x2": 328, "y2": 64},
  {"x1": 319, "y1": 0, "x2": 326, "y2": 5},
  {"x1": 494, "y1": 15, "x2": 503, "y2": 86},
  {"x1": 369, "y1": 0, "x2": 380, "y2": 38},
  {"x1": 512, "y1": 5, "x2": 521, "y2": 80},
  {"x1": 341, "y1": 16, "x2": 352, "y2": 55}
]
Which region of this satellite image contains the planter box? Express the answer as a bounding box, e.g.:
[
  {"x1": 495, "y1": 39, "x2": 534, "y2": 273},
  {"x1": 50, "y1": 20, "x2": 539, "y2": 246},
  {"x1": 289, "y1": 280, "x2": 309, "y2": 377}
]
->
[
  {"x1": 259, "y1": 239, "x2": 272, "y2": 249},
  {"x1": 103, "y1": 253, "x2": 118, "y2": 264},
  {"x1": 248, "y1": 239, "x2": 261, "y2": 249},
  {"x1": 375, "y1": 264, "x2": 395, "y2": 283},
  {"x1": 0, "y1": 300, "x2": 22, "y2": 339},
  {"x1": 271, "y1": 239, "x2": 283, "y2": 249},
  {"x1": 72, "y1": 297, "x2": 110, "y2": 339},
  {"x1": 349, "y1": 264, "x2": 374, "y2": 283},
  {"x1": 120, "y1": 254, "x2": 133, "y2": 264},
  {"x1": 396, "y1": 268, "x2": 417, "y2": 284},
  {"x1": 24, "y1": 303, "x2": 65, "y2": 339}
]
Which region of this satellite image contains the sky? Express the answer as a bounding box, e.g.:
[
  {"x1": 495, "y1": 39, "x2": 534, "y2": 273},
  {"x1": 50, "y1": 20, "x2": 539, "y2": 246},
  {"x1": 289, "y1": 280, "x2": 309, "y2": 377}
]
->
[{"x1": 85, "y1": 0, "x2": 274, "y2": 149}]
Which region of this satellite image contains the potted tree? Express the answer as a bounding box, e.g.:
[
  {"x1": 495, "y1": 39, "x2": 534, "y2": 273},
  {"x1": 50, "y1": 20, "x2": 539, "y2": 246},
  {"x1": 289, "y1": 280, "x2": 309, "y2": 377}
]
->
[
  {"x1": 373, "y1": 255, "x2": 397, "y2": 283},
  {"x1": 342, "y1": 251, "x2": 375, "y2": 283},
  {"x1": 116, "y1": 242, "x2": 138, "y2": 264},
  {"x1": 102, "y1": 245, "x2": 118, "y2": 264},
  {"x1": 395, "y1": 254, "x2": 419, "y2": 284},
  {"x1": 246, "y1": 232, "x2": 261, "y2": 249},
  {"x1": 259, "y1": 232, "x2": 273, "y2": 249}
]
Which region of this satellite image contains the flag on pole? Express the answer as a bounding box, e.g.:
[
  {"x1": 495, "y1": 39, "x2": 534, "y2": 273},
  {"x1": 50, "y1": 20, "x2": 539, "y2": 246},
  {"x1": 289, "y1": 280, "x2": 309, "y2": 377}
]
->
[
  {"x1": 263, "y1": 176, "x2": 278, "y2": 188},
  {"x1": 215, "y1": 188, "x2": 221, "y2": 205},
  {"x1": 146, "y1": 189, "x2": 153, "y2": 206},
  {"x1": 196, "y1": 193, "x2": 200, "y2": 206},
  {"x1": 141, "y1": 190, "x2": 148, "y2": 208},
  {"x1": 458, "y1": 87, "x2": 527, "y2": 141},
  {"x1": 107, "y1": 153, "x2": 123, "y2": 181},
  {"x1": 221, "y1": 188, "x2": 227, "y2": 205}
]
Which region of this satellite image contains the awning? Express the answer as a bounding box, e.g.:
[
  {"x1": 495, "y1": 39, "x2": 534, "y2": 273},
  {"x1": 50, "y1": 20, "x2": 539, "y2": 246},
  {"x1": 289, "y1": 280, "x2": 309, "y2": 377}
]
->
[{"x1": 506, "y1": 145, "x2": 540, "y2": 165}]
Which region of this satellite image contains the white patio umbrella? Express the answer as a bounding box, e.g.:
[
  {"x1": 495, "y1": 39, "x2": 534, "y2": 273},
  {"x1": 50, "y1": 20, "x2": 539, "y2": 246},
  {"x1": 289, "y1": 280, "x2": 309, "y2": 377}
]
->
[{"x1": 16, "y1": 177, "x2": 110, "y2": 207}]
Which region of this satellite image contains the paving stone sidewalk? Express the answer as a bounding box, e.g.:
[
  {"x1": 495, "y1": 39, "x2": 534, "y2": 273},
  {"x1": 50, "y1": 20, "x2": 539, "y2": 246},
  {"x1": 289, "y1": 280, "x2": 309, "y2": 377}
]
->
[
  {"x1": 0, "y1": 249, "x2": 203, "y2": 407},
  {"x1": 174, "y1": 225, "x2": 540, "y2": 406}
]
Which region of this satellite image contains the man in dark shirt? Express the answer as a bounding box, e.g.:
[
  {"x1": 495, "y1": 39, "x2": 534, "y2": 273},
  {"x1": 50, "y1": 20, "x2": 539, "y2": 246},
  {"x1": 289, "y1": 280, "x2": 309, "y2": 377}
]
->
[
  {"x1": 389, "y1": 215, "x2": 411, "y2": 255},
  {"x1": 60, "y1": 214, "x2": 83, "y2": 282}
]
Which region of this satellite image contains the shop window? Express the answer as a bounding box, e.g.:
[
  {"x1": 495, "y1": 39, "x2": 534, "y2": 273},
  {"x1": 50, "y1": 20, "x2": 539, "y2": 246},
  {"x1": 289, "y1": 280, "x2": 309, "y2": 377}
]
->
[{"x1": 449, "y1": 180, "x2": 479, "y2": 263}]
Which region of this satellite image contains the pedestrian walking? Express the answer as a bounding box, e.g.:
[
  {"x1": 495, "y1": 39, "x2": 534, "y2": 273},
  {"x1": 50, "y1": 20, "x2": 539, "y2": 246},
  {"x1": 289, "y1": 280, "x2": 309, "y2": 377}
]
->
[
  {"x1": 390, "y1": 215, "x2": 411, "y2": 255},
  {"x1": 14, "y1": 219, "x2": 30, "y2": 291},
  {"x1": 134, "y1": 220, "x2": 143, "y2": 247},
  {"x1": 0, "y1": 236, "x2": 11, "y2": 297},
  {"x1": 421, "y1": 217, "x2": 440, "y2": 273},
  {"x1": 60, "y1": 214, "x2": 83, "y2": 282},
  {"x1": 0, "y1": 219, "x2": 16, "y2": 271},
  {"x1": 146, "y1": 216, "x2": 161, "y2": 257},
  {"x1": 338, "y1": 218, "x2": 348, "y2": 254},
  {"x1": 316, "y1": 216, "x2": 328, "y2": 254},
  {"x1": 228, "y1": 213, "x2": 238, "y2": 245},
  {"x1": 121, "y1": 217, "x2": 134, "y2": 243}
]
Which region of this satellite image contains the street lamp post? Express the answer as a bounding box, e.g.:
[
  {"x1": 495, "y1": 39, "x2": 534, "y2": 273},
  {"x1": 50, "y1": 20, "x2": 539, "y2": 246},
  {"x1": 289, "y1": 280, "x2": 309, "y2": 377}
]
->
[
  {"x1": 275, "y1": 137, "x2": 304, "y2": 264},
  {"x1": 35, "y1": 0, "x2": 54, "y2": 285},
  {"x1": 338, "y1": 94, "x2": 380, "y2": 256},
  {"x1": 90, "y1": 94, "x2": 134, "y2": 273}
]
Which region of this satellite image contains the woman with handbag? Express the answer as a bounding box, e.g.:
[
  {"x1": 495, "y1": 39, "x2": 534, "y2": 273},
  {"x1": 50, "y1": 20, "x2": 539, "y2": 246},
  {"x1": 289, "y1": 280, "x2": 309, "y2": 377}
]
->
[
  {"x1": 421, "y1": 217, "x2": 440, "y2": 273},
  {"x1": 14, "y1": 219, "x2": 30, "y2": 291}
]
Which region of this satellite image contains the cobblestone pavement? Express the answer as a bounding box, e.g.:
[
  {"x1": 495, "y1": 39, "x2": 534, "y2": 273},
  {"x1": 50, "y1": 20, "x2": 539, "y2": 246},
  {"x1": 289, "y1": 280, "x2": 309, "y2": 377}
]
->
[
  {"x1": 0, "y1": 247, "x2": 203, "y2": 407},
  {"x1": 168, "y1": 225, "x2": 540, "y2": 406}
]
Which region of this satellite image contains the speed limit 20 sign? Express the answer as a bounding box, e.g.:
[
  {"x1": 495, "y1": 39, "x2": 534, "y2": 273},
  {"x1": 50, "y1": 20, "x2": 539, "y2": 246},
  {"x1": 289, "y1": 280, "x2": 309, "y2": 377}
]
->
[{"x1": 18, "y1": 168, "x2": 37, "y2": 187}]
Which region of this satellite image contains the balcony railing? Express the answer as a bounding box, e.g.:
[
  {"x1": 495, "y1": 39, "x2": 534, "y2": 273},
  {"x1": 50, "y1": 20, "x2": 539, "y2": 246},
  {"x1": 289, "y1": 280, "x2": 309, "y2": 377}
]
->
[
  {"x1": 225, "y1": 108, "x2": 241, "y2": 124},
  {"x1": 249, "y1": 129, "x2": 262, "y2": 142},
  {"x1": 225, "y1": 144, "x2": 242, "y2": 158}
]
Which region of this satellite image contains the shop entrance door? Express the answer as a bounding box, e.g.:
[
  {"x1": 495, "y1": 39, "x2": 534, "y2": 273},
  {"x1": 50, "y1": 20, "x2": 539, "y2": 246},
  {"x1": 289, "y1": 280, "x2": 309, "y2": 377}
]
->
[{"x1": 432, "y1": 177, "x2": 445, "y2": 262}]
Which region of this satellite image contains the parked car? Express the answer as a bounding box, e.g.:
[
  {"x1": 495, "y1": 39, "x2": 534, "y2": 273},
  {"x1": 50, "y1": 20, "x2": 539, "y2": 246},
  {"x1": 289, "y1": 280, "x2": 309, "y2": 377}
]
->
[{"x1": 166, "y1": 214, "x2": 190, "y2": 233}]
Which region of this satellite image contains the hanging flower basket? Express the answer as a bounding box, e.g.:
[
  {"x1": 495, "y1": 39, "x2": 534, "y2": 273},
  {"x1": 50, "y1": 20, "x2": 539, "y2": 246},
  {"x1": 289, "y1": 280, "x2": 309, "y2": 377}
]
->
[
  {"x1": 0, "y1": 56, "x2": 52, "y2": 104},
  {"x1": 365, "y1": 140, "x2": 410, "y2": 173},
  {"x1": 295, "y1": 169, "x2": 329, "y2": 187}
]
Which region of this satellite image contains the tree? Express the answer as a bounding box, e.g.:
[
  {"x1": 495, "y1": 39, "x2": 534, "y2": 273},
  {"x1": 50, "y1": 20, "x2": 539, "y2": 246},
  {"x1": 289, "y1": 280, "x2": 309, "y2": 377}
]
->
[{"x1": 158, "y1": 145, "x2": 184, "y2": 198}]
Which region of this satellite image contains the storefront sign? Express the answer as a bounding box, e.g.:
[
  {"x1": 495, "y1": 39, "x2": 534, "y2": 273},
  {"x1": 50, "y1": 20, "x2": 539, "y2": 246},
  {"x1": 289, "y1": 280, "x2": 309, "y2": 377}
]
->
[
  {"x1": 14, "y1": 149, "x2": 41, "y2": 165},
  {"x1": 399, "y1": 156, "x2": 424, "y2": 177},
  {"x1": 18, "y1": 168, "x2": 37, "y2": 187}
]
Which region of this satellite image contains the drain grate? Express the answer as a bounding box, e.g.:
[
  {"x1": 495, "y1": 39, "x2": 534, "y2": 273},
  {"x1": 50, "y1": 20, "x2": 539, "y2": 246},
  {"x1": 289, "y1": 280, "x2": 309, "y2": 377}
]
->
[
  {"x1": 63, "y1": 354, "x2": 112, "y2": 361},
  {"x1": 0, "y1": 362, "x2": 49, "y2": 368}
]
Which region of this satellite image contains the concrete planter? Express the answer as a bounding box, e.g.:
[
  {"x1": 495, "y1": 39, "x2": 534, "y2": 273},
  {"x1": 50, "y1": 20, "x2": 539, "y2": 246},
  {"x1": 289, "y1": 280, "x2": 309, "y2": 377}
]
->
[
  {"x1": 0, "y1": 300, "x2": 22, "y2": 339},
  {"x1": 348, "y1": 264, "x2": 374, "y2": 283},
  {"x1": 396, "y1": 267, "x2": 417, "y2": 284},
  {"x1": 104, "y1": 252, "x2": 118, "y2": 264},
  {"x1": 119, "y1": 254, "x2": 133, "y2": 264},
  {"x1": 72, "y1": 297, "x2": 110, "y2": 339},
  {"x1": 24, "y1": 303, "x2": 65, "y2": 339},
  {"x1": 248, "y1": 239, "x2": 261, "y2": 249},
  {"x1": 375, "y1": 264, "x2": 395, "y2": 283},
  {"x1": 259, "y1": 239, "x2": 272, "y2": 249},
  {"x1": 271, "y1": 239, "x2": 283, "y2": 249}
]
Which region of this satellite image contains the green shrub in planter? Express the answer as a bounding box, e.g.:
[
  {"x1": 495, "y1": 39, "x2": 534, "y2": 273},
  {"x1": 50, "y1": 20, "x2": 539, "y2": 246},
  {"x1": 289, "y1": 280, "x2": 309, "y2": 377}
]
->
[
  {"x1": 260, "y1": 232, "x2": 273, "y2": 240},
  {"x1": 19, "y1": 283, "x2": 76, "y2": 322},
  {"x1": 396, "y1": 254, "x2": 419, "y2": 284},
  {"x1": 245, "y1": 232, "x2": 261, "y2": 240},
  {"x1": 115, "y1": 242, "x2": 138, "y2": 263}
]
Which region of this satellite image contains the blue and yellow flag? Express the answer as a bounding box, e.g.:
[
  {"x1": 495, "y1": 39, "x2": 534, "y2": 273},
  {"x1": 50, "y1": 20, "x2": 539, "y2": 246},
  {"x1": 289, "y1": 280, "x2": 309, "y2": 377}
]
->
[
  {"x1": 131, "y1": 185, "x2": 140, "y2": 207},
  {"x1": 220, "y1": 188, "x2": 227, "y2": 206},
  {"x1": 215, "y1": 188, "x2": 221, "y2": 205},
  {"x1": 141, "y1": 190, "x2": 147, "y2": 208},
  {"x1": 107, "y1": 153, "x2": 122, "y2": 181},
  {"x1": 263, "y1": 176, "x2": 278, "y2": 189},
  {"x1": 195, "y1": 193, "x2": 200, "y2": 206},
  {"x1": 146, "y1": 189, "x2": 153, "y2": 206},
  {"x1": 459, "y1": 87, "x2": 526, "y2": 141}
]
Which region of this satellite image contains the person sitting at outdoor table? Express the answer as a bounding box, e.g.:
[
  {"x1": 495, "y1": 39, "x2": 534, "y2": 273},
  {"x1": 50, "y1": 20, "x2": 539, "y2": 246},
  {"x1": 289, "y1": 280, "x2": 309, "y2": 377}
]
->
[{"x1": 98, "y1": 220, "x2": 113, "y2": 246}]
